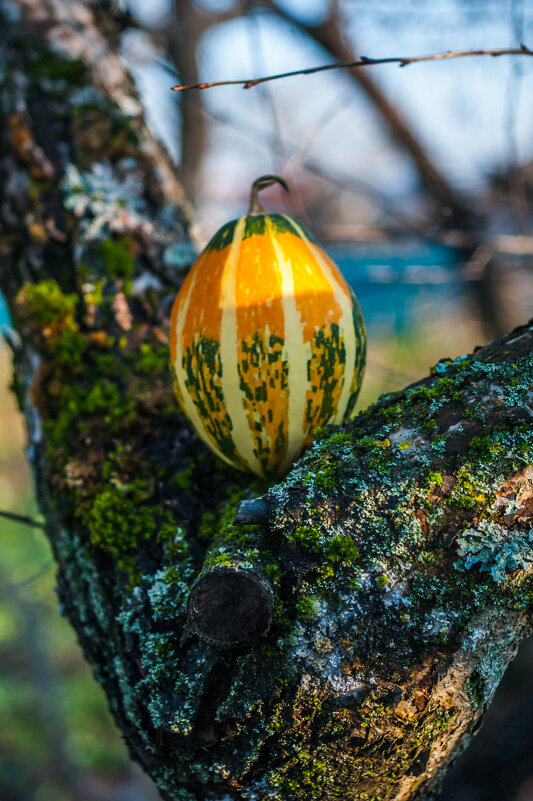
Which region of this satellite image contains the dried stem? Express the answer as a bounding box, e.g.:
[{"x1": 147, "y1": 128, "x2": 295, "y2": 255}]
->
[{"x1": 248, "y1": 174, "x2": 290, "y2": 214}]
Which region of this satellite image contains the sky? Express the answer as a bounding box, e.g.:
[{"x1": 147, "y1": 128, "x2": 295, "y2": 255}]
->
[{"x1": 123, "y1": 0, "x2": 533, "y2": 239}]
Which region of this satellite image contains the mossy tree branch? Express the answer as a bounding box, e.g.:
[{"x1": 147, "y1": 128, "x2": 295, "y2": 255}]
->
[{"x1": 1, "y1": 2, "x2": 533, "y2": 801}]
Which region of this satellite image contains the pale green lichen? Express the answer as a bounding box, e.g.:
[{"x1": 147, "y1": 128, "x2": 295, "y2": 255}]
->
[
  {"x1": 456, "y1": 520, "x2": 533, "y2": 582},
  {"x1": 61, "y1": 161, "x2": 148, "y2": 240}
]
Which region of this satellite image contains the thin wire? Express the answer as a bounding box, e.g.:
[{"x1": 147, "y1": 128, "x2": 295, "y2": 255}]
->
[
  {"x1": 504, "y1": 0, "x2": 525, "y2": 166},
  {"x1": 247, "y1": 1, "x2": 287, "y2": 173},
  {"x1": 284, "y1": 88, "x2": 352, "y2": 178},
  {"x1": 246, "y1": 2, "x2": 313, "y2": 223},
  {"x1": 202, "y1": 105, "x2": 428, "y2": 232}
]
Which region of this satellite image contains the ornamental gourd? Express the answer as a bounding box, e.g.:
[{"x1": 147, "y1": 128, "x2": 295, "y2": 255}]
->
[{"x1": 170, "y1": 175, "x2": 366, "y2": 479}]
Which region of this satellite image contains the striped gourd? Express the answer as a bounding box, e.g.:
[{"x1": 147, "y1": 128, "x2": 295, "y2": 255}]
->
[{"x1": 170, "y1": 175, "x2": 366, "y2": 479}]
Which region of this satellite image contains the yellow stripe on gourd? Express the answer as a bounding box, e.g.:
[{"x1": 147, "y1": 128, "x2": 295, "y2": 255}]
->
[
  {"x1": 219, "y1": 217, "x2": 265, "y2": 476},
  {"x1": 268, "y1": 221, "x2": 312, "y2": 475},
  {"x1": 287, "y1": 217, "x2": 357, "y2": 426}
]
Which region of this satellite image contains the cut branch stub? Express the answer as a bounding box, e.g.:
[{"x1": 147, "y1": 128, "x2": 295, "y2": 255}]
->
[
  {"x1": 188, "y1": 497, "x2": 276, "y2": 647},
  {"x1": 187, "y1": 565, "x2": 275, "y2": 647},
  {"x1": 233, "y1": 496, "x2": 271, "y2": 525}
]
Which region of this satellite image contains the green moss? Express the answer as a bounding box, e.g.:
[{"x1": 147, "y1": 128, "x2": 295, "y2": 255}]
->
[
  {"x1": 312, "y1": 425, "x2": 330, "y2": 440},
  {"x1": 325, "y1": 533, "x2": 359, "y2": 564},
  {"x1": 288, "y1": 524, "x2": 321, "y2": 550},
  {"x1": 469, "y1": 434, "x2": 505, "y2": 458},
  {"x1": 25, "y1": 47, "x2": 88, "y2": 85},
  {"x1": 196, "y1": 510, "x2": 216, "y2": 544},
  {"x1": 283, "y1": 748, "x2": 330, "y2": 794},
  {"x1": 324, "y1": 430, "x2": 354, "y2": 447},
  {"x1": 378, "y1": 401, "x2": 403, "y2": 421},
  {"x1": 19, "y1": 281, "x2": 193, "y2": 560},
  {"x1": 134, "y1": 343, "x2": 170, "y2": 375},
  {"x1": 50, "y1": 328, "x2": 88, "y2": 369},
  {"x1": 297, "y1": 595, "x2": 321, "y2": 620},
  {"x1": 426, "y1": 471, "x2": 444, "y2": 487},
  {"x1": 100, "y1": 237, "x2": 136, "y2": 283},
  {"x1": 311, "y1": 464, "x2": 336, "y2": 491},
  {"x1": 16, "y1": 279, "x2": 78, "y2": 330},
  {"x1": 43, "y1": 366, "x2": 140, "y2": 456},
  {"x1": 197, "y1": 481, "x2": 268, "y2": 546},
  {"x1": 77, "y1": 478, "x2": 177, "y2": 556},
  {"x1": 262, "y1": 553, "x2": 282, "y2": 586},
  {"x1": 406, "y1": 375, "x2": 455, "y2": 407},
  {"x1": 449, "y1": 465, "x2": 494, "y2": 512},
  {"x1": 174, "y1": 466, "x2": 194, "y2": 491},
  {"x1": 89, "y1": 378, "x2": 137, "y2": 426}
]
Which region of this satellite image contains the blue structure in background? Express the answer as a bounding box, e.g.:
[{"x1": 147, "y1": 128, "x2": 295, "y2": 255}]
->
[
  {"x1": 0, "y1": 242, "x2": 462, "y2": 336},
  {"x1": 0, "y1": 293, "x2": 9, "y2": 329},
  {"x1": 329, "y1": 241, "x2": 463, "y2": 335}
]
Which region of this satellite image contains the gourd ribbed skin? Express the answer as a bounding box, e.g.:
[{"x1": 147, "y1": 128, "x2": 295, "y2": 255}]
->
[{"x1": 170, "y1": 213, "x2": 366, "y2": 478}]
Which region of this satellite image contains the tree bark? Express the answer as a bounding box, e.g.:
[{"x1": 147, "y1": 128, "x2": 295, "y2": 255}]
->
[
  {"x1": 167, "y1": 0, "x2": 207, "y2": 203},
  {"x1": 1, "y1": 3, "x2": 533, "y2": 801}
]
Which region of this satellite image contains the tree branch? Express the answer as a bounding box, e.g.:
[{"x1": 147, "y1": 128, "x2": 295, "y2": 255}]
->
[
  {"x1": 257, "y1": 0, "x2": 509, "y2": 338},
  {"x1": 168, "y1": 0, "x2": 512, "y2": 339},
  {"x1": 0, "y1": 509, "x2": 45, "y2": 528},
  {"x1": 257, "y1": 0, "x2": 474, "y2": 225},
  {"x1": 1, "y1": 3, "x2": 533, "y2": 801},
  {"x1": 170, "y1": 46, "x2": 533, "y2": 92}
]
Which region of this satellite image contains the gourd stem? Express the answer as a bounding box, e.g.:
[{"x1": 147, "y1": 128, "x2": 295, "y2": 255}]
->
[{"x1": 248, "y1": 174, "x2": 290, "y2": 215}]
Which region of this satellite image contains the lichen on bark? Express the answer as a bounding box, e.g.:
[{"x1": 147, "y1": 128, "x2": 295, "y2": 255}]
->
[{"x1": 1, "y1": 3, "x2": 533, "y2": 801}]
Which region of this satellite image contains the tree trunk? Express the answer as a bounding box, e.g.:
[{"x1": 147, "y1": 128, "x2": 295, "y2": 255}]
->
[{"x1": 1, "y1": 2, "x2": 533, "y2": 800}]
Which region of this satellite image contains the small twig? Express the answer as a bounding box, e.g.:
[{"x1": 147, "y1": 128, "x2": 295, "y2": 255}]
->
[
  {"x1": 171, "y1": 45, "x2": 533, "y2": 92},
  {"x1": 0, "y1": 509, "x2": 45, "y2": 528},
  {"x1": 0, "y1": 559, "x2": 53, "y2": 596}
]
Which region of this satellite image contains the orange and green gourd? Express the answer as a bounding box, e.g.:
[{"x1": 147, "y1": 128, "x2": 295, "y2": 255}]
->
[{"x1": 170, "y1": 175, "x2": 366, "y2": 479}]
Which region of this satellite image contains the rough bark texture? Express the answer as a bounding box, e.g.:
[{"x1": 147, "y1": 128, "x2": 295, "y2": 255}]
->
[{"x1": 1, "y1": 3, "x2": 533, "y2": 801}]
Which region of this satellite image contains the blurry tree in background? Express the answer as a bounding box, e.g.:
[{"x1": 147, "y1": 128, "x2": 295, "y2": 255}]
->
[
  {"x1": 0, "y1": 350, "x2": 162, "y2": 801},
  {"x1": 124, "y1": 0, "x2": 533, "y2": 373},
  {"x1": 1, "y1": 0, "x2": 533, "y2": 799}
]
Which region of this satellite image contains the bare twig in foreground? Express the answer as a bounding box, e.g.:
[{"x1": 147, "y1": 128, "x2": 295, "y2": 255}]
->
[{"x1": 171, "y1": 45, "x2": 533, "y2": 91}]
